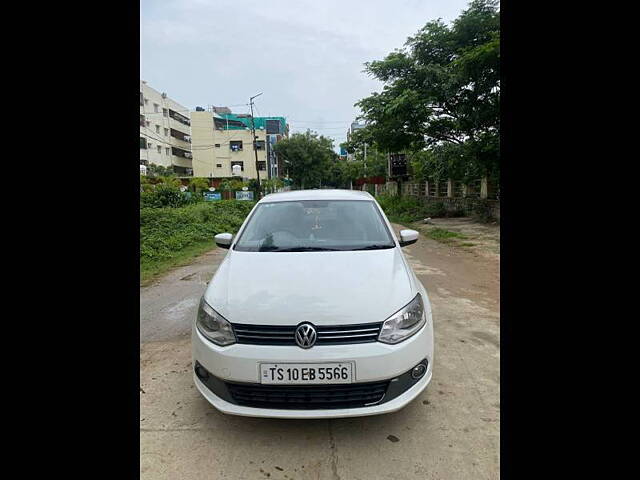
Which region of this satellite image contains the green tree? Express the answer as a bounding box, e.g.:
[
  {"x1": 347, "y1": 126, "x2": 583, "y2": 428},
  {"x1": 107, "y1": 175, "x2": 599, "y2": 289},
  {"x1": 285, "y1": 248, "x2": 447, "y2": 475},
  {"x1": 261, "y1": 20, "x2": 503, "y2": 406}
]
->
[
  {"x1": 188, "y1": 177, "x2": 210, "y2": 193},
  {"x1": 218, "y1": 179, "x2": 245, "y2": 192},
  {"x1": 146, "y1": 163, "x2": 176, "y2": 178},
  {"x1": 261, "y1": 178, "x2": 284, "y2": 194},
  {"x1": 273, "y1": 131, "x2": 338, "y2": 188},
  {"x1": 355, "y1": 0, "x2": 499, "y2": 181}
]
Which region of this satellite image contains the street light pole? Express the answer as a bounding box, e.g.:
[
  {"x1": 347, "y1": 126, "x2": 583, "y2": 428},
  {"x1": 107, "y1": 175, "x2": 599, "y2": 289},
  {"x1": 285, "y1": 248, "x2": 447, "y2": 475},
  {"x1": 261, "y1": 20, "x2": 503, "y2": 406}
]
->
[{"x1": 249, "y1": 92, "x2": 263, "y2": 194}]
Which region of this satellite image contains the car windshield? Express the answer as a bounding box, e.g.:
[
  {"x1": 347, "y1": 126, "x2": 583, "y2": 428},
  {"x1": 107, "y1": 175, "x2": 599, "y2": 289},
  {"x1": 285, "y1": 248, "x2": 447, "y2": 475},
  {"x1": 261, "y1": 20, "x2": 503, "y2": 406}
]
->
[{"x1": 234, "y1": 200, "x2": 396, "y2": 252}]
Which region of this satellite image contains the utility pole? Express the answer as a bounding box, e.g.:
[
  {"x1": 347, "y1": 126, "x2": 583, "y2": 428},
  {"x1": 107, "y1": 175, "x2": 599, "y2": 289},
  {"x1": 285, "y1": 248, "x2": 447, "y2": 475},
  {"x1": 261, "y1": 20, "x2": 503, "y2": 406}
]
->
[{"x1": 249, "y1": 93, "x2": 263, "y2": 194}]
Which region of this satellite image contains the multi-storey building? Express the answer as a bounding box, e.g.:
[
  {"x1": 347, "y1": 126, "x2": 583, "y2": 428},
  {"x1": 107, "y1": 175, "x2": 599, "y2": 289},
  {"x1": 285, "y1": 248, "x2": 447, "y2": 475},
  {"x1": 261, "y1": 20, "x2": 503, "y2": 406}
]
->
[
  {"x1": 190, "y1": 109, "x2": 288, "y2": 181},
  {"x1": 346, "y1": 121, "x2": 366, "y2": 162},
  {"x1": 139, "y1": 80, "x2": 193, "y2": 175}
]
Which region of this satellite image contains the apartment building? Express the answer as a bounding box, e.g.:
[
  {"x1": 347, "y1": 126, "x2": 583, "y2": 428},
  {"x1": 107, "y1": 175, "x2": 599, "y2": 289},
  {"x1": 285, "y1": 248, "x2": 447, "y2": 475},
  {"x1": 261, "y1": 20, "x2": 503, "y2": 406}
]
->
[
  {"x1": 139, "y1": 80, "x2": 193, "y2": 175},
  {"x1": 190, "y1": 109, "x2": 288, "y2": 181},
  {"x1": 345, "y1": 120, "x2": 366, "y2": 162}
]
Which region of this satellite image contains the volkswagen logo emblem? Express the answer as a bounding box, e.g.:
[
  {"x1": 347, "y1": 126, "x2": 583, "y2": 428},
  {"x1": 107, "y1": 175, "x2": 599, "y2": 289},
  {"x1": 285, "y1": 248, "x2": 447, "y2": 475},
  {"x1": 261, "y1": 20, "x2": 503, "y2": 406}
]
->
[{"x1": 295, "y1": 323, "x2": 317, "y2": 349}]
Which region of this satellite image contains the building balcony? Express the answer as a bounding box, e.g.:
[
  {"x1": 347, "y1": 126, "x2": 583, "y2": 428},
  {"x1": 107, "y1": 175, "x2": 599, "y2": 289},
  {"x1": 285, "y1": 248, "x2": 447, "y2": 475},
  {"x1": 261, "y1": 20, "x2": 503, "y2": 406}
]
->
[
  {"x1": 170, "y1": 129, "x2": 191, "y2": 150},
  {"x1": 171, "y1": 146, "x2": 192, "y2": 168},
  {"x1": 169, "y1": 109, "x2": 191, "y2": 127},
  {"x1": 172, "y1": 154, "x2": 192, "y2": 169},
  {"x1": 173, "y1": 165, "x2": 193, "y2": 176}
]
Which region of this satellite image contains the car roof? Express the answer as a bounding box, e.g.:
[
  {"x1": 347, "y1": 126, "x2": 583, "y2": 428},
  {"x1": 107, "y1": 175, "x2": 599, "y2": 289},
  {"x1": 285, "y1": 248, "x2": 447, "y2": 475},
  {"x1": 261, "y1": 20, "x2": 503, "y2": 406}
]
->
[{"x1": 259, "y1": 189, "x2": 375, "y2": 203}]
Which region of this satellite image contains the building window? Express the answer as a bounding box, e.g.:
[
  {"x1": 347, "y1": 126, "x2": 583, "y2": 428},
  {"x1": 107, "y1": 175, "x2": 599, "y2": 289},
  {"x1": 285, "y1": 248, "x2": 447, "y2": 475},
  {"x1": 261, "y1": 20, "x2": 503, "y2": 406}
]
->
[
  {"x1": 163, "y1": 108, "x2": 168, "y2": 117},
  {"x1": 230, "y1": 141, "x2": 243, "y2": 152},
  {"x1": 231, "y1": 161, "x2": 244, "y2": 171},
  {"x1": 257, "y1": 161, "x2": 266, "y2": 171},
  {"x1": 140, "y1": 137, "x2": 147, "y2": 149},
  {"x1": 255, "y1": 140, "x2": 266, "y2": 150},
  {"x1": 140, "y1": 92, "x2": 144, "y2": 106},
  {"x1": 140, "y1": 114, "x2": 146, "y2": 127},
  {"x1": 144, "y1": 98, "x2": 148, "y2": 105},
  {"x1": 146, "y1": 121, "x2": 151, "y2": 127},
  {"x1": 164, "y1": 128, "x2": 169, "y2": 136},
  {"x1": 154, "y1": 103, "x2": 159, "y2": 113},
  {"x1": 140, "y1": 159, "x2": 148, "y2": 166},
  {"x1": 216, "y1": 164, "x2": 222, "y2": 168},
  {"x1": 215, "y1": 144, "x2": 221, "y2": 148},
  {"x1": 166, "y1": 147, "x2": 170, "y2": 155},
  {"x1": 155, "y1": 125, "x2": 160, "y2": 133},
  {"x1": 157, "y1": 145, "x2": 162, "y2": 154}
]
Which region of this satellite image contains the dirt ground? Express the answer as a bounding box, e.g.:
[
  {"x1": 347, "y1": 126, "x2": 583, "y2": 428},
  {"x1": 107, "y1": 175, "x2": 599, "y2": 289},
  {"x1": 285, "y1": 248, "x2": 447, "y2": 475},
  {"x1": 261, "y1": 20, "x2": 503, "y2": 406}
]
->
[{"x1": 140, "y1": 222, "x2": 500, "y2": 480}]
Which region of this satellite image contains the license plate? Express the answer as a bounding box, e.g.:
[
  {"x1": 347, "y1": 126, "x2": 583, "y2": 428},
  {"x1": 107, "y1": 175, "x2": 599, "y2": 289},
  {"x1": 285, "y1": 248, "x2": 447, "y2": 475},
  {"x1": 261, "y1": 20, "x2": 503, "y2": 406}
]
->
[{"x1": 260, "y1": 363, "x2": 354, "y2": 385}]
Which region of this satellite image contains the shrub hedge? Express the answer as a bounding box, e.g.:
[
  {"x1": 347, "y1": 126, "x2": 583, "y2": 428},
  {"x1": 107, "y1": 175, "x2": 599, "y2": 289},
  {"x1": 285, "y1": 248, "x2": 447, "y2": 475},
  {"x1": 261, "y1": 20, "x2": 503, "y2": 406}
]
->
[
  {"x1": 140, "y1": 200, "x2": 254, "y2": 262},
  {"x1": 375, "y1": 195, "x2": 458, "y2": 224}
]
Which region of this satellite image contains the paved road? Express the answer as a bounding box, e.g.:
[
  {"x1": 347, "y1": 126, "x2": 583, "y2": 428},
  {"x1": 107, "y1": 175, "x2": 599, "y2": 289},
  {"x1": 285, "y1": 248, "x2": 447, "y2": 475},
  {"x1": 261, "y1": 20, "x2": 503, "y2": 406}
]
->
[{"x1": 140, "y1": 224, "x2": 500, "y2": 479}]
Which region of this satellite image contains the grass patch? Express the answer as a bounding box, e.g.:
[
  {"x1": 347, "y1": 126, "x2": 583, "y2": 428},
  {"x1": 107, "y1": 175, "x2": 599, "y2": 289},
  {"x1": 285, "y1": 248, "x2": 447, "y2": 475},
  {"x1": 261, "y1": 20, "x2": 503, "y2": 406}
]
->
[
  {"x1": 426, "y1": 227, "x2": 467, "y2": 244},
  {"x1": 140, "y1": 200, "x2": 254, "y2": 284}
]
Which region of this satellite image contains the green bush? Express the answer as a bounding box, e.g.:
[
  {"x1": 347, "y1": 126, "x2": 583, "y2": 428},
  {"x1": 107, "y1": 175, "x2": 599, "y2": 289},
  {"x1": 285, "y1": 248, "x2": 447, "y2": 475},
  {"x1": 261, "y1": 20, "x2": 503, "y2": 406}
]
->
[
  {"x1": 472, "y1": 199, "x2": 496, "y2": 223},
  {"x1": 376, "y1": 195, "x2": 450, "y2": 223},
  {"x1": 376, "y1": 194, "x2": 476, "y2": 223},
  {"x1": 140, "y1": 200, "x2": 255, "y2": 262},
  {"x1": 189, "y1": 177, "x2": 210, "y2": 193},
  {"x1": 140, "y1": 183, "x2": 206, "y2": 208}
]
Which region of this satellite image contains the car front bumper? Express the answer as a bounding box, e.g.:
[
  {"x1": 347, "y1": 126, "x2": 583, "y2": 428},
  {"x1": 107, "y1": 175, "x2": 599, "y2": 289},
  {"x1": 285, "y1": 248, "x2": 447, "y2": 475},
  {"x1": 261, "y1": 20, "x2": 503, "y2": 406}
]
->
[{"x1": 191, "y1": 322, "x2": 433, "y2": 418}]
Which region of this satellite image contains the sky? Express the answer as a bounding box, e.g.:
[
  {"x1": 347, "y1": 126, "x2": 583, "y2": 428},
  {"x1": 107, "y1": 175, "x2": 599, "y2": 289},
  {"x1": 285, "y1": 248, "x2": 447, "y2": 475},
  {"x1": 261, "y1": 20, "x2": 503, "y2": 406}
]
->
[{"x1": 140, "y1": 0, "x2": 470, "y2": 151}]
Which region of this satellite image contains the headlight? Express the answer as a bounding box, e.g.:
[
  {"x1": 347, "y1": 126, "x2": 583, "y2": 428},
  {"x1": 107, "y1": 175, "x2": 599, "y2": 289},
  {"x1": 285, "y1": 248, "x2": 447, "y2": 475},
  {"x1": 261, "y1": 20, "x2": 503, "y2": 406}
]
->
[
  {"x1": 378, "y1": 294, "x2": 426, "y2": 344},
  {"x1": 196, "y1": 298, "x2": 236, "y2": 346}
]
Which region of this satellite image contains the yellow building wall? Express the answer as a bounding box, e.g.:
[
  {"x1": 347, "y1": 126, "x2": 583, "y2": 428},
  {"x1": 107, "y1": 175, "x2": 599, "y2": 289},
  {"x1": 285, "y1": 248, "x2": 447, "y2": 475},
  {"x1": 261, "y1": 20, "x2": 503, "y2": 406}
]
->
[{"x1": 190, "y1": 111, "x2": 268, "y2": 181}]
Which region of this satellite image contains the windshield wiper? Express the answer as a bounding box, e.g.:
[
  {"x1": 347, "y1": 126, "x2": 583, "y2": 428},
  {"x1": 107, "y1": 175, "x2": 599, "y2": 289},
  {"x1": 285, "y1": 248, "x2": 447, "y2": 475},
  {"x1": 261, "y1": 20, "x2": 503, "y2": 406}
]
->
[{"x1": 349, "y1": 244, "x2": 395, "y2": 251}]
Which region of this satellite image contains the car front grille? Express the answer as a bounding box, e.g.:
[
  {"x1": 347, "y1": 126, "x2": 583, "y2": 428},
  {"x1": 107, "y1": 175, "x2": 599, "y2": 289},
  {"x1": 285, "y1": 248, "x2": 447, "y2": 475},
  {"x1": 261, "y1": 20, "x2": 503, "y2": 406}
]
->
[
  {"x1": 225, "y1": 380, "x2": 390, "y2": 410},
  {"x1": 232, "y1": 322, "x2": 383, "y2": 346}
]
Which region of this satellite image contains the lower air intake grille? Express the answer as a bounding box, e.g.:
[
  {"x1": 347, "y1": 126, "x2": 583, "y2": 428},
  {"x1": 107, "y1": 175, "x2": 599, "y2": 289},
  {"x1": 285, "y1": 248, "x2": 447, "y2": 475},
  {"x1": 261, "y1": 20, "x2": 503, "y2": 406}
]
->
[
  {"x1": 226, "y1": 381, "x2": 390, "y2": 410},
  {"x1": 232, "y1": 322, "x2": 383, "y2": 346}
]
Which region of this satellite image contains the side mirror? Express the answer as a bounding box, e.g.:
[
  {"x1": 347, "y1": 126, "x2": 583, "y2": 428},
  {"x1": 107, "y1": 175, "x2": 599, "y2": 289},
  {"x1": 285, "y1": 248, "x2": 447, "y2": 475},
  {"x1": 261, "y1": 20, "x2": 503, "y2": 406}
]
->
[
  {"x1": 399, "y1": 229, "x2": 419, "y2": 247},
  {"x1": 215, "y1": 233, "x2": 233, "y2": 249}
]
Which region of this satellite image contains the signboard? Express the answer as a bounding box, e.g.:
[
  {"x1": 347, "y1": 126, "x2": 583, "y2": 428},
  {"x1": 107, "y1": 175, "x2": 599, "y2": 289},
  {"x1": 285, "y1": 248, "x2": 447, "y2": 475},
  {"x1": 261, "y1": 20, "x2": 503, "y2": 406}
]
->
[
  {"x1": 204, "y1": 192, "x2": 221, "y2": 201},
  {"x1": 235, "y1": 191, "x2": 254, "y2": 201},
  {"x1": 389, "y1": 153, "x2": 408, "y2": 177}
]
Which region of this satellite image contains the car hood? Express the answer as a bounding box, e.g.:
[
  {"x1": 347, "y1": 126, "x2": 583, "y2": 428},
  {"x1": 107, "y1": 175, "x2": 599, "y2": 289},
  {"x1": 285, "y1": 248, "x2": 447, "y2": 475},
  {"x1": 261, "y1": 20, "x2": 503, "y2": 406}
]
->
[{"x1": 204, "y1": 249, "x2": 415, "y2": 326}]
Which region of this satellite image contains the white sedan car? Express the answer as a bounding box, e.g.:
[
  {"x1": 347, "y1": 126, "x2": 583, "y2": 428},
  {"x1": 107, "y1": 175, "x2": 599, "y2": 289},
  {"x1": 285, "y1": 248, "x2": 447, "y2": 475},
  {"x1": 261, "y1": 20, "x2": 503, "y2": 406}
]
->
[{"x1": 192, "y1": 189, "x2": 433, "y2": 418}]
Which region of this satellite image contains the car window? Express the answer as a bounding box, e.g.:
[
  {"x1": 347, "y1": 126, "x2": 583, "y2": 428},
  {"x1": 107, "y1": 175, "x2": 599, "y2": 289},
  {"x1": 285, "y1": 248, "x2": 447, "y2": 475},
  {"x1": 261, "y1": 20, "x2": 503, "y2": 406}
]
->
[{"x1": 234, "y1": 200, "x2": 395, "y2": 252}]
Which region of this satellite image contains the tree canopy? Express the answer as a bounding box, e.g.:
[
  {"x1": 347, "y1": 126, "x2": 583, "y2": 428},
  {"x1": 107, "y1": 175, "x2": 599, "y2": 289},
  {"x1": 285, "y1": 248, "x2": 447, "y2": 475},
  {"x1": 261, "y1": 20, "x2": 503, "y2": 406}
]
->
[
  {"x1": 273, "y1": 131, "x2": 344, "y2": 188},
  {"x1": 351, "y1": 0, "x2": 499, "y2": 183}
]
